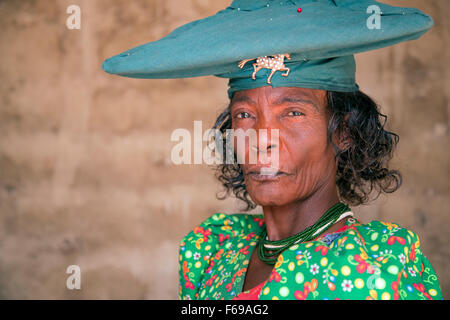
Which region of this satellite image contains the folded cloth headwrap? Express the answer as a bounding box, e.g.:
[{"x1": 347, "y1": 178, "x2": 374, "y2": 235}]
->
[
  {"x1": 222, "y1": 55, "x2": 358, "y2": 99},
  {"x1": 101, "y1": 0, "x2": 433, "y2": 99}
]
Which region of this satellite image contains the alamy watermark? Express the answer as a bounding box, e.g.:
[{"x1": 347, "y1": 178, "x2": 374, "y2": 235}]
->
[
  {"x1": 367, "y1": 5, "x2": 382, "y2": 30},
  {"x1": 66, "y1": 5, "x2": 81, "y2": 30},
  {"x1": 170, "y1": 121, "x2": 280, "y2": 174},
  {"x1": 66, "y1": 265, "x2": 81, "y2": 290}
]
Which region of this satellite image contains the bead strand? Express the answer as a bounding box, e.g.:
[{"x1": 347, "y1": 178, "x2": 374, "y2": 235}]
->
[{"x1": 258, "y1": 202, "x2": 351, "y2": 265}]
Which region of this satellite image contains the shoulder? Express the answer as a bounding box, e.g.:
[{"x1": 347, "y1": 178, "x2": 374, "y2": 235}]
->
[
  {"x1": 180, "y1": 213, "x2": 263, "y2": 247},
  {"x1": 260, "y1": 219, "x2": 442, "y2": 300},
  {"x1": 353, "y1": 219, "x2": 418, "y2": 242},
  {"x1": 346, "y1": 219, "x2": 420, "y2": 257},
  {"x1": 178, "y1": 213, "x2": 263, "y2": 300},
  {"x1": 344, "y1": 219, "x2": 422, "y2": 272},
  {"x1": 350, "y1": 220, "x2": 442, "y2": 299}
]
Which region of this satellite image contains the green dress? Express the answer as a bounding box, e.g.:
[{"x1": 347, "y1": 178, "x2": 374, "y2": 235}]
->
[{"x1": 178, "y1": 213, "x2": 443, "y2": 300}]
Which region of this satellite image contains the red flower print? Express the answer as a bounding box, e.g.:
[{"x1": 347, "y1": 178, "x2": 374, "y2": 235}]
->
[
  {"x1": 315, "y1": 245, "x2": 329, "y2": 256},
  {"x1": 418, "y1": 261, "x2": 425, "y2": 277},
  {"x1": 193, "y1": 226, "x2": 202, "y2": 234},
  {"x1": 194, "y1": 226, "x2": 212, "y2": 242},
  {"x1": 294, "y1": 288, "x2": 309, "y2": 300},
  {"x1": 387, "y1": 236, "x2": 406, "y2": 246},
  {"x1": 239, "y1": 245, "x2": 250, "y2": 255},
  {"x1": 305, "y1": 279, "x2": 318, "y2": 292},
  {"x1": 268, "y1": 269, "x2": 281, "y2": 283},
  {"x1": 206, "y1": 260, "x2": 215, "y2": 274},
  {"x1": 214, "y1": 249, "x2": 224, "y2": 260},
  {"x1": 204, "y1": 274, "x2": 217, "y2": 287},
  {"x1": 182, "y1": 261, "x2": 195, "y2": 290},
  {"x1": 203, "y1": 229, "x2": 212, "y2": 241},
  {"x1": 185, "y1": 280, "x2": 195, "y2": 290},
  {"x1": 253, "y1": 217, "x2": 264, "y2": 227},
  {"x1": 391, "y1": 281, "x2": 399, "y2": 300},
  {"x1": 236, "y1": 268, "x2": 246, "y2": 277},
  {"x1": 218, "y1": 233, "x2": 230, "y2": 245},
  {"x1": 294, "y1": 279, "x2": 318, "y2": 300},
  {"x1": 355, "y1": 254, "x2": 375, "y2": 274},
  {"x1": 409, "y1": 243, "x2": 416, "y2": 262},
  {"x1": 245, "y1": 232, "x2": 256, "y2": 241},
  {"x1": 226, "y1": 268, "x2": 247, "y2": 292},
  {"x1": 413, "y1": 283, "x2": 432, "y2": 300},
  {"x1": 182, "y1": 261, "x2": 189, "y2": 275}
]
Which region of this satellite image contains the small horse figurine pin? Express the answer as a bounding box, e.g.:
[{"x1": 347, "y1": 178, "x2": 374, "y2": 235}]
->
[{"x1": 238, "y1": 53, "x2": 291, "y2": 84}]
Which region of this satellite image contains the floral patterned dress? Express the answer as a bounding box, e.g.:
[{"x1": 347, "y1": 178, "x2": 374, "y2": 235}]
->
[{"x1": 178, "y1": 213, "x2": 443, "y2": 300}]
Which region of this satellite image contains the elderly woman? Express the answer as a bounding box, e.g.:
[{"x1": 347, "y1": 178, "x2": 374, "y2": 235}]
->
[{"x1": 102, "y1": 0, "x2": 442, "y2": 300}]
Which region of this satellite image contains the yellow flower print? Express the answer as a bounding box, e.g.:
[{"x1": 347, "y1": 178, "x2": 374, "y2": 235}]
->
[
  {"x1": 221, "y1": 220, "x2": 233, "y2": 231},
  {"x1": 275, "y1": 255, "x2": 284, "y2": 268},
  {"x1": 195, "y1": 238, "x2": 204, "y2": 250},
  {"x1": 380, "y1": 221, "x2": 399, "y2": 231},
  {"x1": 359, "y1": 247, "x2": 369, "y2": 260}
]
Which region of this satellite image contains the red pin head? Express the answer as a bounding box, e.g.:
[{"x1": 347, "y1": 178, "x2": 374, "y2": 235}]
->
[{"x1": 297, "y1": 8, "x2": 302, "y2": 13}]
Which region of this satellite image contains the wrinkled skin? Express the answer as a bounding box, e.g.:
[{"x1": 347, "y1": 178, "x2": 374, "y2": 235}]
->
[{"x1": 230, "y1": 86, "x2": 350, "y2": 291}]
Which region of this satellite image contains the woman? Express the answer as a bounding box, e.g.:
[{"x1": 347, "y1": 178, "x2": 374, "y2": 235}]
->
[
  {"x1": 102, "y1": 0, "x2": 442, "y2": 299},
  {"x1": 178, "y1": 87, "x2": 442, "y2": 300}
]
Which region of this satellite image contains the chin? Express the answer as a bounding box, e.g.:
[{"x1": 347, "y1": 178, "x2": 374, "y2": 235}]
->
[{"x1": 247, "y1": 186, "x2": 292, "y2": 207}]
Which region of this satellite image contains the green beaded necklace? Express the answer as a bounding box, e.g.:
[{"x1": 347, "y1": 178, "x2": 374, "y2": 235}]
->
[{"x1": 258, "y1": 202, "x2": 351, "y2": 265}]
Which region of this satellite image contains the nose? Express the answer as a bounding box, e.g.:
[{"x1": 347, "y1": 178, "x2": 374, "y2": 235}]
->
[
  {"x1": 233, "y1": 109, "x2": 281, "y2": 169},
  {"x1": 249, "y1": 126, "x2": 280, "y2": 169},
  {"x1": 251, "y1": 115, "x2": 279, "y2": 153},
  {"x1": 250, "y1": 131, "x2": 278, "y2": 154}
]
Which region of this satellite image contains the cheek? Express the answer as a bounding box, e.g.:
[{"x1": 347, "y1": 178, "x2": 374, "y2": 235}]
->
[
  {"x1": 285, "y1": 125, "x2": 336, "y2": 186},
  {"x1": 286, "y1": 124, "x2": 330, "y2": 166}
]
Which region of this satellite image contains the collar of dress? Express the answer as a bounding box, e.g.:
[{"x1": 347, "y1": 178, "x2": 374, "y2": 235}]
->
[{"x1": 200, "y1": 216, "x2": 360, "y2": 300}]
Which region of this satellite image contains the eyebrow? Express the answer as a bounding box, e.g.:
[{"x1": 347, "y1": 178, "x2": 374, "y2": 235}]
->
[
  {"x1": 231, "y1": 95, "x2": 319, "y2": 112},
  {"x1": 274, "y1": 97, "x2": 319, "y2": 111}
]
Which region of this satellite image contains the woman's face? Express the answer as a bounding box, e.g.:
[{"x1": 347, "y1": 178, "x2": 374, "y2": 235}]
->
[{"x1": 230, "y1": 86, "x2": 337, "y2": 207}]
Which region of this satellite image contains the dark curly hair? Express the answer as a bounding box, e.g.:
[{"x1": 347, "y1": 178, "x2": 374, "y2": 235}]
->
[{"x1": 211, "y1": 90, "x2": 402, "y2": 211}]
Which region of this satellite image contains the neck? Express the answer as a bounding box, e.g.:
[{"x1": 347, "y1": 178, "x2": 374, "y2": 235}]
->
[{"x1": 262, "y1": 182, "x2": 341, "y2": 241}]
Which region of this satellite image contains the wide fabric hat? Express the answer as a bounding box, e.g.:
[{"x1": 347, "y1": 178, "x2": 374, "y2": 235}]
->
[{"x1": 101, "y1": 0, "x2": 433, "y2": 99}]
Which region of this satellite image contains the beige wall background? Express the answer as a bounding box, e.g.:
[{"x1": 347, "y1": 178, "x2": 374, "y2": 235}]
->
[{"x1": 0, "y1": 0, "x2": 448, "y2": 299}]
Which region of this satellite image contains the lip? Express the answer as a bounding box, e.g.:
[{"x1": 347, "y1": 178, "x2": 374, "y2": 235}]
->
[
  {"x1": 246, "y1": 165, "x2": 288, "y2": 175},
  {"x1": 247, "y1": 171, "x2": 289, "y2": 182},
  {"x1": 247, "y1": 166, "x2": 289, "y2": 181}
]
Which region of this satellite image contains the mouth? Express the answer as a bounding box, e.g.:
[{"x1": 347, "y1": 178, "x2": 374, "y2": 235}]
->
[{"x1": 246, "y1": 167, "x2": 290, "y2": 181}]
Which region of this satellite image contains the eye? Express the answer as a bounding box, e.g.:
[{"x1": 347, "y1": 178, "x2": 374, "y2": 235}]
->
[
  {"x1": 235, "y1": 112, "x2": 252, "y2": 119},
  {"x1": 287, "y1": 110, "x2": 304, "y2": 117}
]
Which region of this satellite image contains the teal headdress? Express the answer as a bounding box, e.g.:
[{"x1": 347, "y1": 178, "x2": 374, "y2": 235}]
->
[{"x1": 101, "y1": 0, "x2": 433, "y2": 99}]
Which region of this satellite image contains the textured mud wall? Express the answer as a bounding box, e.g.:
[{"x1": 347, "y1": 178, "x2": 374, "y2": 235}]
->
[{"x1": 0, "y1": 0, "x2": 448, "y2": 299}]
